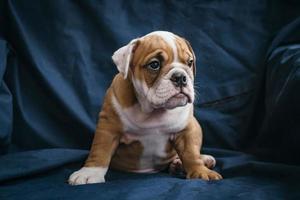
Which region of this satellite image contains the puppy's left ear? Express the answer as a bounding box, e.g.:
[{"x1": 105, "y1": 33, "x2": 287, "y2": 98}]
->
[
  {"x1": 184, "y1": 39, "x2": 197, "y2": 77},
  {"x1": 112, "y1": 39, "x2": 140, "y2": 79}
]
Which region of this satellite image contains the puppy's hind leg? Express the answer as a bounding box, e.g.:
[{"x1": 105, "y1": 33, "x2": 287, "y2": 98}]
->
[
  {"x1": 169, "y1": 155, "x2": 184, "y2": 175},
  {"x1": 200, "y1": 154, "x2": 216, "y2": 169},
  {"x1": 169, "y1": 154, "x2": 217, "y2": 176}
]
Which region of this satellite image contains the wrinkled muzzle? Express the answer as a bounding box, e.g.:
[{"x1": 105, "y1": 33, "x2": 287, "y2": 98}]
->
[{"x1": 147, "y1": 68, "x2": 194, "y2": 110}]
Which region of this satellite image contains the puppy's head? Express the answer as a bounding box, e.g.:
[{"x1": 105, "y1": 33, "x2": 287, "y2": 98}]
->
[{"x1": 112, "y1": 31, "x2": 196, "y2": 110}]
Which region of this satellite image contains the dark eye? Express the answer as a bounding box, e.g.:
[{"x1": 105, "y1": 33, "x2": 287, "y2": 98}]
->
[
  {"x1": 187, "y1": 58, "x2": 193, "y2": 67},
  {"x1": 147, "y1": 60, "x2": 160, "y2": 71}
]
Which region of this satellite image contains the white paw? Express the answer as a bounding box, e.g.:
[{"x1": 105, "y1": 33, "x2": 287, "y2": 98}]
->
[
  {"x1": 201, "y1": 154, "x2": 216, "y2": 169},
  {"x1": 68, "y1": 167, "x2": 108, "y2": 185}
]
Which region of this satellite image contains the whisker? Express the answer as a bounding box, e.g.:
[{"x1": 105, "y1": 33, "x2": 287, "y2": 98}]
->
[
  {"x1": 193, "y1": 88, "x2": 201, "y2": 102},
  {"x1": 193, "y1": 81, "x2": 207, "y2": 89}
]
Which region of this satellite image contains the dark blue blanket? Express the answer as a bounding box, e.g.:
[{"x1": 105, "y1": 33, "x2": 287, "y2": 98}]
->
[{"x1": 0, "y1": 1, "x2": 300, "y2": 199}]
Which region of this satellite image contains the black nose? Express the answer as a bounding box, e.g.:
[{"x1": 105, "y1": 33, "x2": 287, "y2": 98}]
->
[{"x1": 170, "y1": 73, "x2": 187, "y2": 87}]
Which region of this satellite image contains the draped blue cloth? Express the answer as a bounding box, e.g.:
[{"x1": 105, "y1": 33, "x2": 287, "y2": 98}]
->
[{"x1": 0, "y1": 1, "x2": 299, "y2": 199}]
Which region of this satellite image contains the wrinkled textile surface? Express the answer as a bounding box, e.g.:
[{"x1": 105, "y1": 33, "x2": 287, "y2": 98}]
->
[{"x1": 0, "y1": 1, "x2": 300, "y2": 199}]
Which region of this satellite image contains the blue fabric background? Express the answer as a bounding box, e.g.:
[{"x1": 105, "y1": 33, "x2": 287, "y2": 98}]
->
[{"x1": 0, "y1": 0, "x2": 300, "y2": 199}]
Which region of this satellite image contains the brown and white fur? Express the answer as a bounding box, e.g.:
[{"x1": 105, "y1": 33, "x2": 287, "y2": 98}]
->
[{"x1": 68, "y1": 31, "x2": 222, "y2": 185}]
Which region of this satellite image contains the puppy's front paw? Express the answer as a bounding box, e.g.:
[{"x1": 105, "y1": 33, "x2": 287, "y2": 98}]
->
[
  {"x1": 186, "y1": 166, "x2": 222, "y2": 181},
  {"x1": 68, "y1": 167, "x2": 108, "y2": 185}
]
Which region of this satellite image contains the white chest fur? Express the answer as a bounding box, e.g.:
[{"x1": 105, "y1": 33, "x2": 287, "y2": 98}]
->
[{"x1": 112, "y1": 94, "x2": 191, "y2": 171}]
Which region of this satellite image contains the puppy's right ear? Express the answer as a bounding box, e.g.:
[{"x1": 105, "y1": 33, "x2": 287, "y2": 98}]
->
[{"x1": 112, "y1": 39, "x2": 140, "y2": 79}]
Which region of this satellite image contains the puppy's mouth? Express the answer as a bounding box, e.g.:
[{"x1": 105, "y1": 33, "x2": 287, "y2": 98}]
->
[
  {"x1": 164, "y1": 92, "x2": 192, "y2": 110},
  {"x1": 172, "y1": 93, "x2": 192, "y2": 103}
]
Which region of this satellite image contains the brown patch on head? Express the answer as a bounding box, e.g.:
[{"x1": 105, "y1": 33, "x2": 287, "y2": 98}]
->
[
  {"x1": 175, "y1": 36, "x2": 196, "y2": 76},
  {"x1": 129, "y1": 34, "x2": 196, "y2": 90},
  {"x1": 130, "y1": 35, "x2": 174, "y2": 88}
]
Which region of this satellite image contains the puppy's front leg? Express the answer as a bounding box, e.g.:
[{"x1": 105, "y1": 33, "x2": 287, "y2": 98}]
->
[
  {"x1": 69, "y1": 92, "x2": 121, "y2": 185},
  {"x1": 68, "y1": 127, "x2": 120, "y2": 185},
  {"x1": 173, "y1": 117, "x2": 222, "y2": 181}
]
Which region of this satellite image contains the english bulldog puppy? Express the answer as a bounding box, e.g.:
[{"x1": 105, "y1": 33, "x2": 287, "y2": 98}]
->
[{"x1": 68, "y1": 31, "x2": 222, "y2": 185}]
